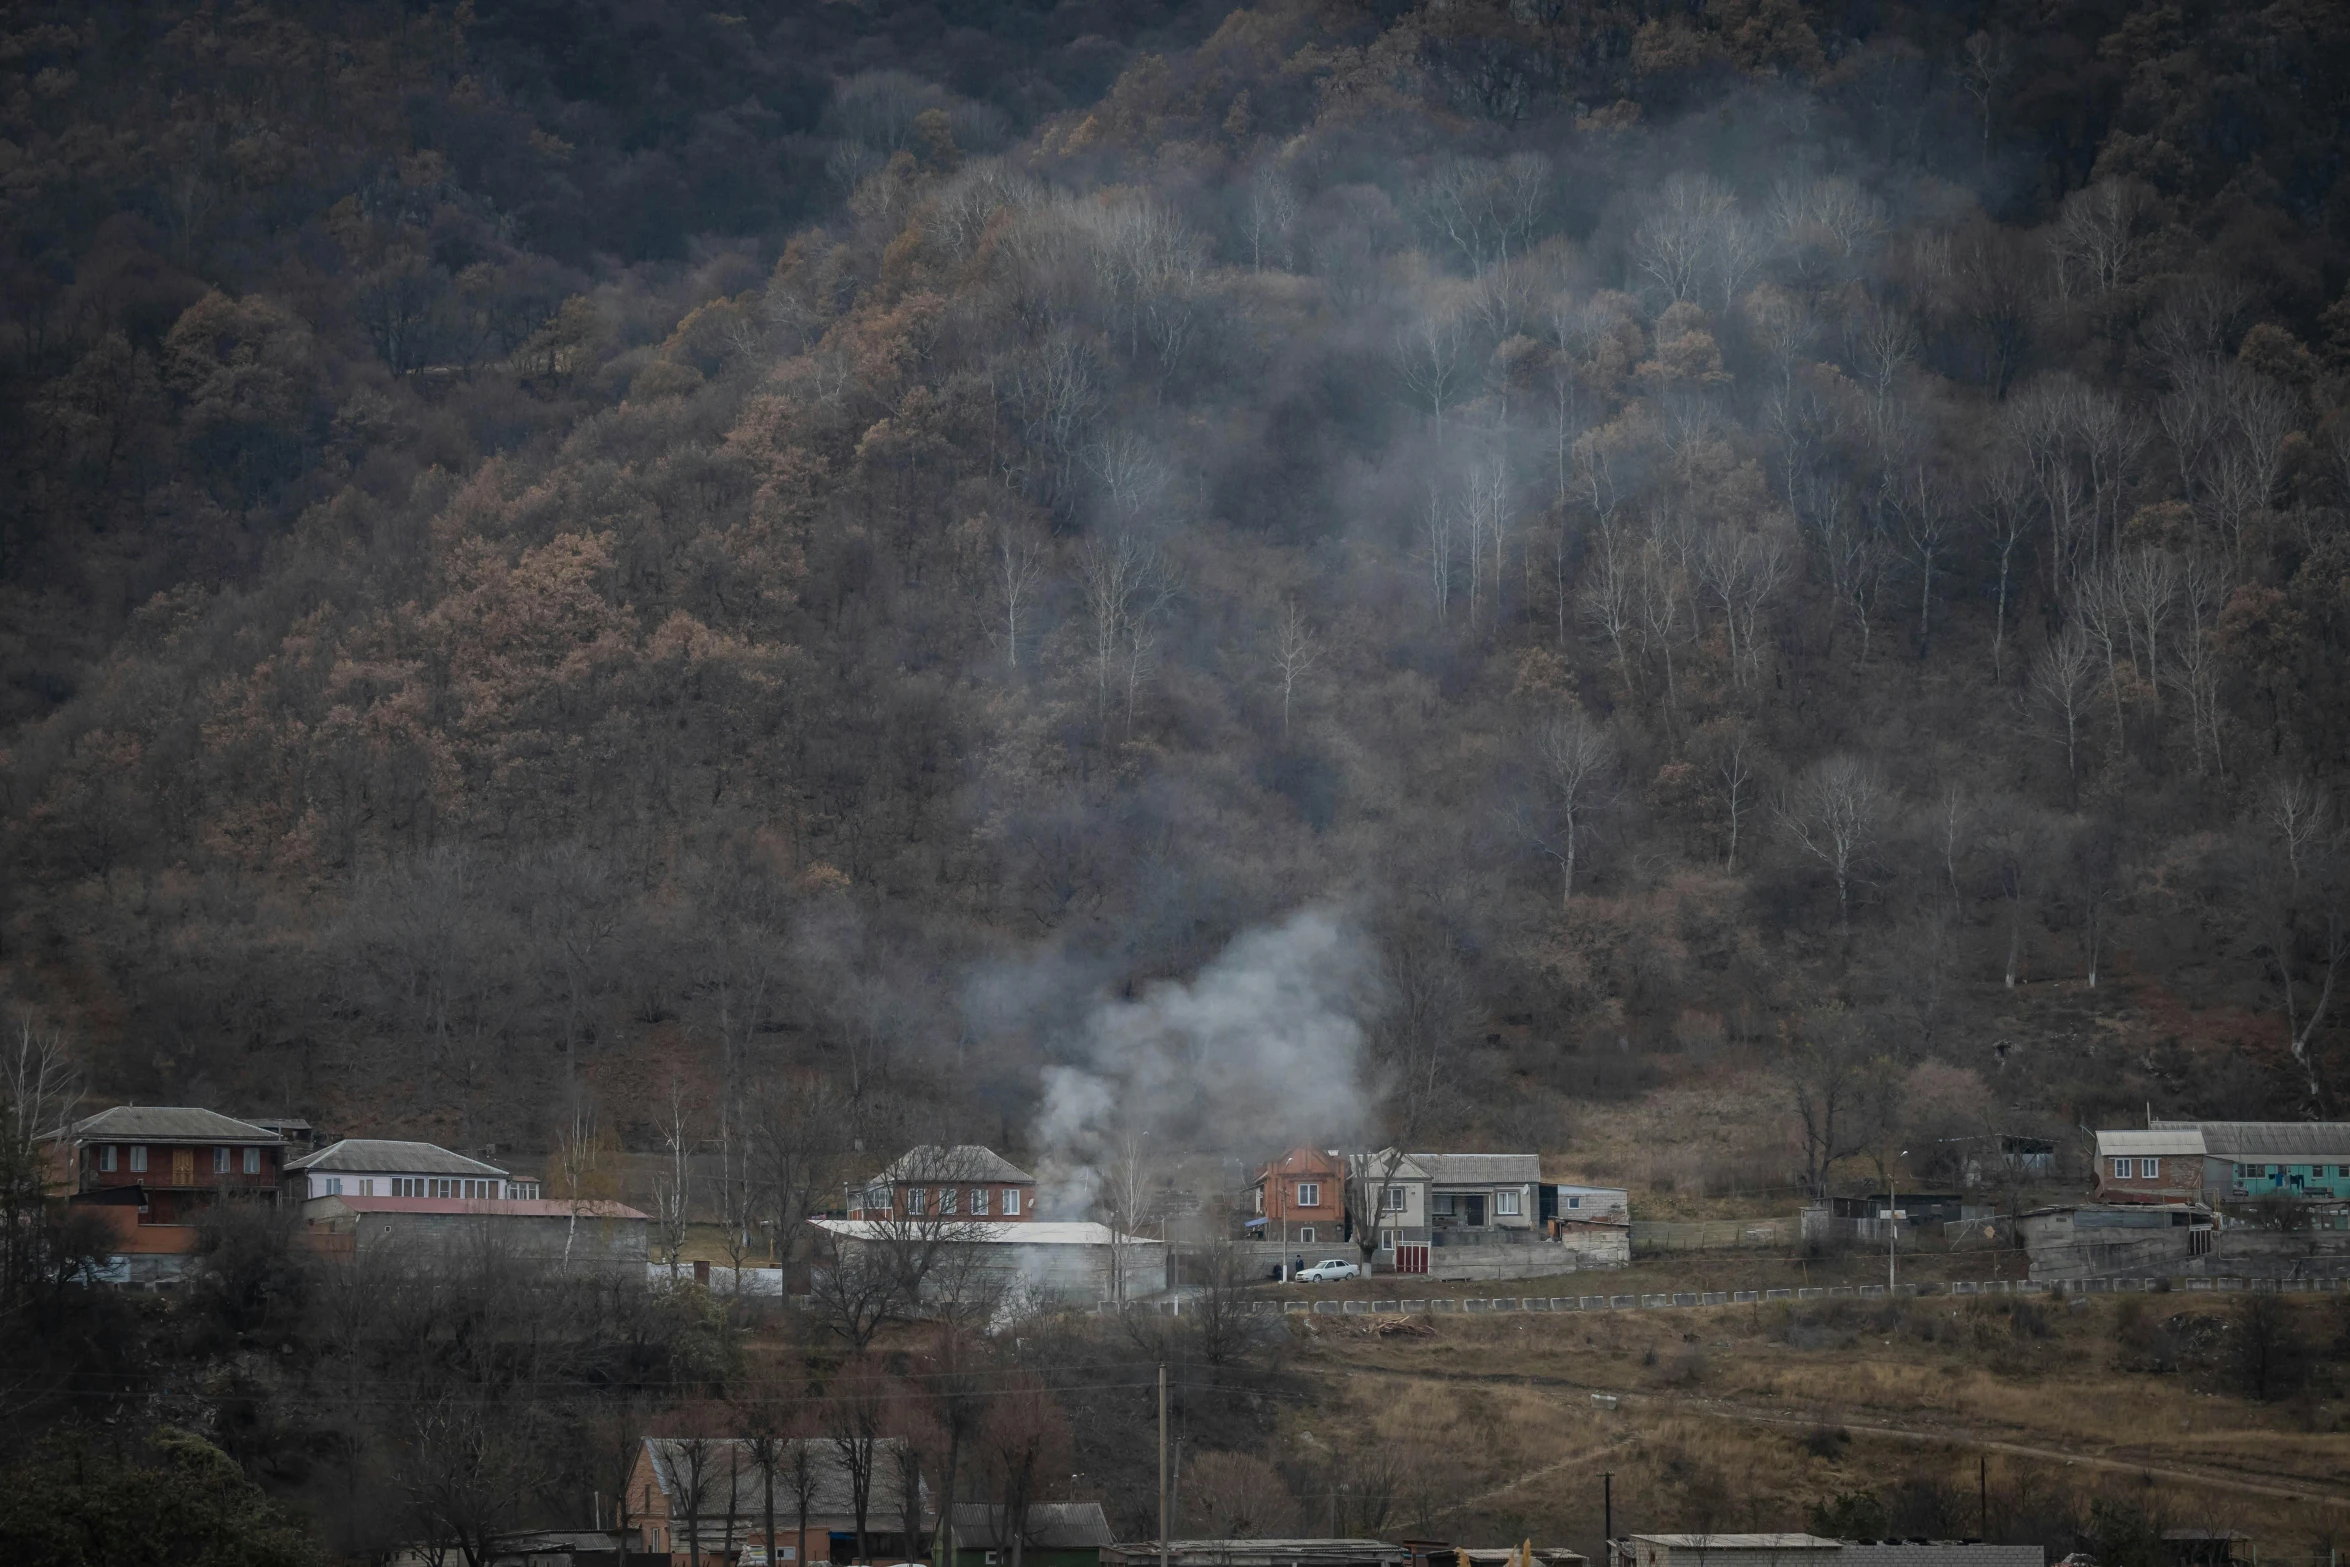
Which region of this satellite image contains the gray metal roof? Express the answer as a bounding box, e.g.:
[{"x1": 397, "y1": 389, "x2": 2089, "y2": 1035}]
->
[
  {"x1": 70, "y1": 1106, "x2": 282, "y2": 1144},
  {"x1": 285, "y1": 1138, "x2": 509, "y2": 1177},
  {"x1": 643, "y1": 1438, "x2": 920, "y2": 1519},
  {"x1": 1408, "y1": 1151, "x2": 1542, "y2": 1186},
  {"x1": 952, "y1": 1503, "x2": 1115, "y2": 1550},
  {"x1": 875, "y1": 1144, "x2": 1036, "y2": 1185},
  {"x1": 2149, "y1": 1121, "x2": 2350, "y2": 1157}
]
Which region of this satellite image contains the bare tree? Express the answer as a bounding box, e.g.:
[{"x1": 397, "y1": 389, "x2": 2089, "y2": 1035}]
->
[
  {"x1": 1514, "y1": 711, "x2": 1619, "y2": 908},
  {"x1": 1779, "y1": 754, "x2": 1892, "y2": 933},
  {"x1": 1078, "y1": 530, "x2": 1176, "y2": 735},
  {"x1": 995, "y1": 523, "x2": 1047, "y2": 671},
  {"x1": 1, "y1": 1021, "x2": 81, "y2": 1309},
  {"x1": 652, "y1": 1078, "x2": 695, "y2": 1277},
  {"x1": 1267, "y1": 598, "x2": 1320, "y2": 740},
  {"x1": 1394, "y1": 302, "x2": 1471, "y2": 438},
  {"x1": 1782, "y1": 1010, "x2": 1876, "y2": 1200},
  {"x1": 1955, "y1": 31, "x2": 2014, "y2": 175},
  {"x1": 2030, "y1": 625, "x2": 2101, "y2": 797},
  {"x1": 2265, "y1": 775, "x2": 2333, "y2": 893}
]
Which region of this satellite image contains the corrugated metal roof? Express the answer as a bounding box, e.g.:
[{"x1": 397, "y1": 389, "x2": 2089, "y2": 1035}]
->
[
  {"x1": 2149, "y1": 1121, "x2": 2350, "y2": 1157},
  {"x1": 1408, "y1": 1152, "x2": 1542, "y2": 1186},
  {"x1": 952, "y1": 1503, "x2": 1115, "y2": 1550},
  {"x1": 285, "y1": 1138, "x2": 508, "y2": 1176},
  {"x1": 70, "y1": 1106, "x2": 282, "y2": 1143},
  {"x1": 874, "y1": 1144, "x2": 1036, "y2": 1184},
  {"x1": 2096, "y1": 1129, "x2": 2205, "y2": 1156}
]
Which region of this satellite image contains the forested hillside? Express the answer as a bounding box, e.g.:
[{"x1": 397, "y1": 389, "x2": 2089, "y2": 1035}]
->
[{"x1": 7, "y1": 0, "x2": 2350, "y2": 1192}]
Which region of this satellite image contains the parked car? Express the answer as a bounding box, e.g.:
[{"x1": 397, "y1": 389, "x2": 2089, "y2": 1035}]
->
[{"x1": 1295, "y1": 1258, "x2": 1360, "y2": 1282}]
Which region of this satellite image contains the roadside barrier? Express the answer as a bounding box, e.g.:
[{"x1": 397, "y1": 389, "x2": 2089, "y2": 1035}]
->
[{"x1": 1119, "y1": 1274, "x2": 2350, "y2": 1317}]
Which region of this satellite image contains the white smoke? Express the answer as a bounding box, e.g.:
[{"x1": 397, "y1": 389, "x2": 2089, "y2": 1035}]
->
[{"x1": 1029, "y1": 906, "x2": 1376, "y2": 1219}]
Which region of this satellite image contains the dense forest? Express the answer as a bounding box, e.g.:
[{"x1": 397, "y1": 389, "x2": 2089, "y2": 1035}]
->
[
  {"x1": 10, "y1": 0, "x2": 2350, "y2": 1560},
  {"x1": 7, "y1": 0, "x2": 2350, "y2": 1204}
]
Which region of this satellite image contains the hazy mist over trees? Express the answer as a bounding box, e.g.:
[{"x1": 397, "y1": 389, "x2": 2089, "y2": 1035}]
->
[{"x1": 6, "y1": 0, "x2": 2350, "y2": 1178}]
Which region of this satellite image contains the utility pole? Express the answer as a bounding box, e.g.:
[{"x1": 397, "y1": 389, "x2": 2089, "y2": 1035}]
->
[
  {"x1": 1603, "y1": 1471, "x2": 1613, "y2": 1567},
  {"x1": 1888, "y1": 1147, "x2": 1908, "y2": 1294},
  {"x1": 1977, "y1": 1453, "x2": 1986, "y2": 1541},
  {"x1": 1158, "y1": 1363, "x2": 1170, "y2": 1567}
]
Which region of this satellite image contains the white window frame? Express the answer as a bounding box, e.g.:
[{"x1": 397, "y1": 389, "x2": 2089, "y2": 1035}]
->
[
  {"x1": 1298, "y1": 1226, "x2": 1315, "y2": 1244},
  {"x1": 1253, "y1": 1188, "x2": 1264, "y2": 1214},
  {"x1": 129, "y1": 1145, "x2": 147, "y2": 1173},
  {"x1": 1567, "y1": 1195, "x2": 1582, "y2": 1209},
  {"x1": 906, "y1": 1187, "x2": 925, "y2": 1216},
  {"x1": 1003, "y1": 1187, "x2": 1021, "y2": 1215},
  {"x1": 326, "y1": 1177, "x2": 343, "y2": 1196},
  {"x1": 1382, "y1": 1186, "x2": 1407, "y2": 1212},
  {"x1": 2112, "y1": 1158, "x2": 2130, "y2": 1179},
  {"x1": 243, "y1": 1146, "x2": 260, "y2": 1174},
  {"x1": 1497, "y1": 1188, "x2": 1522, "y2": 1216},
  {"x1": 940, "y1": 1187, "x2": 958, "y2": 1215},
  {"x1": 2139, "y1": 1158, "x2": 2158, "y2": 1180},
  {"x1": 971, "y1": 1187, "x2": 989, "y2": 1216},
  {"x1": 1296, "y1": 1182, "x2": 1320, "y2": 1207},
  {"x1": 359, "y1": 1179, "x2": 375, "y2": 1196}
]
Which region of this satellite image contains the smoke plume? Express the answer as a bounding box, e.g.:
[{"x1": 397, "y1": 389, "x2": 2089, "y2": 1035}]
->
[{"x1": 1028, "y1": 906, "x2": 1376, "y2": 1219}]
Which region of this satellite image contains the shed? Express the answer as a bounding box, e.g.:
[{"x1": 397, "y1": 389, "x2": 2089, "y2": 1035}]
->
[{"x1": 951, "y1": 1503, "x2": 1114, "y2": 1567}]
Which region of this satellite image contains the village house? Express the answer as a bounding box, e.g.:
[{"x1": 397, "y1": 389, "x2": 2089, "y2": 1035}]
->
[
  {"x1": 846, "y1": 1145, "x2": 1038, "y2": 1222},
  {"x1": 1410, "y1": 1152, "x2": 1540, "y2": 1247},
  {"x1": 1247, "y1": 1147, "x2": 1347, "y2": 1251},
  {"x1": 54, "y1": 1106, "x2": 285, "y2": 1275},
  {"x1": 949, "y1": 1502, "x2": 1114, "y2": 1567},
  {"x1": 2093, "y1": 1128, "x2": 2208, "y2": 1204},
  {"x1": 2146, "y1": 1119, "x2": 2350, "y2": 1206},
  {"x1": 627, "y1": 1436, "x2": 926, "y2": 1563},
  {"x1": 285, "y1": 1137, "x2": 543, "y2": 1200}
]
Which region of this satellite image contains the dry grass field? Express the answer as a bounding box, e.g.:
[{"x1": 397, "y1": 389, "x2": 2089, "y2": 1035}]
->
[{"x1": 1254, "y1": 1291, "x2": 2350, "y2": 1564}]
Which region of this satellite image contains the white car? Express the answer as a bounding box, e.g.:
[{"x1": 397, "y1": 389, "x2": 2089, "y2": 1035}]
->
[{"x1": 1294, "y1": 1258, "x2": 1360, "y2": 1283}]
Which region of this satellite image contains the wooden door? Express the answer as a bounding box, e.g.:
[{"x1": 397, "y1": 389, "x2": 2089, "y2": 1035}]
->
[{"x1": 171, "y1": 1147, "x2": 195, "y2": 1185}]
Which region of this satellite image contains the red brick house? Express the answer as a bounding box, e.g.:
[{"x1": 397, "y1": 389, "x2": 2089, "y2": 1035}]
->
[
  {"x1": 56, "y1": 1106, "x2": 285, "y2": 1254},
  {"x1": 2093, "y1": 1128, "x2": 2206, "y2": 1204},
  {"x1": 846, "y1": 1145, "x2": 1037, "y2": 1222},
  {"x1": 1248, "y1": 1147, "x2": 1347, "y2": 1249}
]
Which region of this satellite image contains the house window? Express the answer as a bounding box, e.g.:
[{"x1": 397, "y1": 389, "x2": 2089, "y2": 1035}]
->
[
  {"x1": 1380, "y1": 1230, "x2": 1396, "y2": 1251},
  {"x1": 326, "y1": 1177, "x2": 343, "y2": 1196},
  {"x1": 1382, "y1": 1187, "x2": 1407, "y2": 1212},
  {"x1": 971, "y1": 1188, "x2": 989, "y2": 1216},
  {"x1": 907, "y1": 1187, "x2": 925, "y2": 1215},
  {"x1": 129, "y1": 1146, "x2": 147, "y2": 1173},
  {"x1": 2140, "y1": 1158, "x2": 2159, "y2": 1179},
  {"x1": 2111, "y1": 1158, "x2": 2129, "y2": 1179},
  {"x1": 1432, "y1": 1194, "x2": 1457, "y2": 1217},
  {"x1": 1298, "y1": 1227, "x2": 1315, "y2": 1244},
  {"x1": 1253, "y1": 1188, "x2": 1265, "y2": 1214},
  {"x1": 212, "y1": 1146, "x2": 230, "y2": 1175},
  {"x1": 1003, "y1": 1188, "x2": 1021, "y2": 1215},
  {"x1": 940, "y1": 1187, "x2": 958, "y2": 1215},
  {"x1": 1296, "y1": 1182, "x2": 1320, "y2": 1207},
  {"x1": 359, "y1": 1179, "x2": 374, "y2": 1196},
  {"x1": 99, "y1": 1145, "x2": 116, "y2": 1172},
  {"x1": 1497, "y1": 1189, "x2": 1522, "y2": 1216},
  {"x1": 1567, "y1": 1195, "x2": 1582, "y2": 1209},
  {"x1": 243, "y1": 1146, "x2": 260, "y2": 1174}
]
